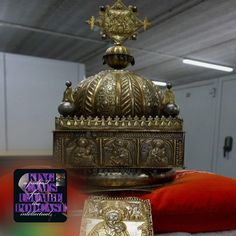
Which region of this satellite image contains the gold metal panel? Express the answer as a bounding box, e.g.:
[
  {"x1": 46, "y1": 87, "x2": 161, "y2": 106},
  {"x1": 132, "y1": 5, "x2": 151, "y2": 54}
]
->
[
  {"x1": 80, "y1": 196, "x2": 153, "y2": 236},
  {"x1": 55, "y1": 116, "x2": 183, "y2": 131},
  {"x1": 64, "y1": 137, "x2": 99, "y2": 167},
  {"x1": 103, "y1": 138, "x2": 136, "y2": 167},
  {"x1": 53, "y1": 130, "x2": 184, "y2": 169},
  {"x1": 86, "y1": 0, "x2": 151, "y2": 44},
  {"x1": 140, "y1": 139, "x2": 174, "y2": 167}
]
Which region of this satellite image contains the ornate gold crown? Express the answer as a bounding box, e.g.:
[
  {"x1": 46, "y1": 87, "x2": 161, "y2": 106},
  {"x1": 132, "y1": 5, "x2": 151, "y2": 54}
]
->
[{"x1": 53, "y1": 0, "x2": 184, "y2": 192}]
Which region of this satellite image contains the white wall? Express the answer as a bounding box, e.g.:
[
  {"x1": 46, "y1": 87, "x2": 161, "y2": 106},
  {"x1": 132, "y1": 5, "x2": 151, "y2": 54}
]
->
[
  {"x1": 0, "y1": 53, "x2": 85, "y2": 156},
  {"x1": 0, "y1": 53, "x2": 6, "y2": 151},
  {"x1": 174, "y1": 74, "x2": 236, "y2": 178},
  {"x1": 175, "y1": 80, "x2": 218, "y2": 172}
]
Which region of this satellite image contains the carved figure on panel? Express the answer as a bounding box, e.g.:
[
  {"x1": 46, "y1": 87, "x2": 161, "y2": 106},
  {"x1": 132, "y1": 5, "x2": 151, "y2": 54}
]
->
[
  {"x1": 129, "y1": 205, "x2": 143, "y2": 221},
  {"x1": 80, "y1": 197, "x2": 154, "y2": 236},
  {"x1": 104, "y1": 139, "x2": 132, "y2": 166},
  {"x1": 146, "y1": 139, "x2": 168, "y2": 166},
  {"x1": 66, "y1": 138, "x2": 97, "y2": 167},
  {"x1": 88, "y1": 208, "x2": 129, "y2": 236}
]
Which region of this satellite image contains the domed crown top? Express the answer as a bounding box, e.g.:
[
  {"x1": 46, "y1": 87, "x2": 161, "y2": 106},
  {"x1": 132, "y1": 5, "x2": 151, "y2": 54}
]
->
[
  {"x1": 58, "y1": 0, "x2": 179, "y2": 119},
  {"x1": 54, "y1": 0, "x2": 184, "y2": 191},
  {"x1": 73, "y1": 70, "x2": 161, "y2": 118}
]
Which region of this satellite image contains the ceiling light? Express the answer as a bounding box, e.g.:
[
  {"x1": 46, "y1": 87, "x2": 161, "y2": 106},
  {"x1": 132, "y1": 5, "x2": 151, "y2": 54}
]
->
[
  {"x1": 183, "y1": 59, "x2": 234, "y2": 72},
  {"x1": 152, "y1": 81, "x2": 167, "y2": 86}
]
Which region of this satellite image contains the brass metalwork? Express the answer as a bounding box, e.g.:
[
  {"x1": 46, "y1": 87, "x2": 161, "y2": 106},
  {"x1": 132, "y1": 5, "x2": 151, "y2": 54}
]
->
[
  {"x1": 54, "y1": 0, "x2": 185, "y2": 190},
  {"x1": 53, "y1": 125, "x2": 184, "y2": 189},
  {"x1": 72, "y1": 70, "x2": 161, "y2": 118},
  {"x1": 103, "y1": 46, "x2": 135, "y2": 69},
  {"x1": 54, "y1": 131, "x2": 184, "y2": 169},
  {"x1": 163, "y1": 86, "x2": 176, "y2": 105},
  {"x1": 163, "y1": 83, "x2": 180, "y2": 117},
  {"x1": 55, "y1": 116, "x2": 183, "y2": 131},
  {"x1": 86, "y1": 0, "x2": 151, "y2": 45},
  {"x1": 66, "y1": 138, "x2": 98, "y2": 167},
  {"x1": 63, "y1": 81, "x2": 74, "y2": 103},
  {"x1": 143, "y1": 139, "x2": 169, "y2": 167},
  {"x1": 86, "y1": 0, "x2": 150, "y2": 69},
  {"x1": 58, "y1": 81, "x2": 75, "y2": 117},
  {"x1": 80, "y1": 196, "x2": 153, "y2": 236}
]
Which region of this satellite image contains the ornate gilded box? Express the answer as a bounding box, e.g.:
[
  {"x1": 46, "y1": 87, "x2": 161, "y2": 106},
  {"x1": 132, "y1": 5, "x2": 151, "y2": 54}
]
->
[{"x1": 53, "y1": 0, "x2": 184, "y2": 191}]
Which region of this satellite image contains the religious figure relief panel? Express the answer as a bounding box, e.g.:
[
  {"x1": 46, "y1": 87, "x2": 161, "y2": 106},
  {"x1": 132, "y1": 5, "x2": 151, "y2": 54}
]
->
[
  {"x1": 103, "y1": 139, "x2": 135, "y2": 167},
  {"x1": 80, "y1": 197, "x2": 153, "y2": 236},
  {"x1": 64, "y1": 137, "x2": 99, "y2": 167},
  {"x1": 140, "y1": 139, "x2": 173, "y2": 167}
]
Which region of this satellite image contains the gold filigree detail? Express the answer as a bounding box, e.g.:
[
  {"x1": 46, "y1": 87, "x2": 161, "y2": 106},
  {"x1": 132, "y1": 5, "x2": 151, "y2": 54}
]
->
[
  {"x1": 65, "y1": 138, "x2": 98, "y2": 167},
  {"x1": 80, "y1": 196, "x2": 153, "y2": 236},
  {"x1": 163, "y1": 86, "x2": 176, "y2": 105},
  {"x1": 53, "y1": 131, "x2": 184, "y2": 169},
  {"x1": 63, "y1": 81, "x2": 74, "y2": 103},
  {"x1": 54, "y1": 1, "x2": 185, "y2": 190},
  {"x1": 104, "y1": 139, "x2": 133, "y2": 167},
  {"x1": 73, "y1": 70, "x2": 162, "y2": 118},
  {"x1": 142, "y1": 139, "x2": 172, "y2": 167},
  {"x1": 86, "y1": 0, "x2": 151, "y2": 44},
  {"x1": 55, "y1": 116, "x2": 183, "y2": 131},
  {"x1": 53, "y1": 130, "x2": 184, "y2": 189}
]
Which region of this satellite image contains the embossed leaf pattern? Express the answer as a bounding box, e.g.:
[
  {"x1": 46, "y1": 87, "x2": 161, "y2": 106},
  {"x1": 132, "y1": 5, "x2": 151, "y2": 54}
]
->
[
  {"x1": 73, "y1": 71, "x2": 163, "y2": 118},
  {"x1": 130, "y1": 75, "x2": 143, "y2": 117},
  {"x1": 84, "y1": 75, "x2": 101, "y2": 116},
  {"x1": 120, "y1": 75, "x2": 133, "y2": 116},
  {"x1": 74, "y1": 78, "x2": 91, "y2": 117}
]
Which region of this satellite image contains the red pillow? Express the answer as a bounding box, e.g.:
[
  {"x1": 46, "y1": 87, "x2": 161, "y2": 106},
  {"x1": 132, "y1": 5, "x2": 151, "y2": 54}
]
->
[
  {"x1": 0, "y1": 171, "x2": 14, "y2": 221},
  {"x1": 142, "y1": 170, "x2": 236, "y2": 233}
]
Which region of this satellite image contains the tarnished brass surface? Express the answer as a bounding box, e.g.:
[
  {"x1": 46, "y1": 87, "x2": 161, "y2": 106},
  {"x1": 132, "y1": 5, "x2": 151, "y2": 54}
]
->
[
  {"x1": 55, "y1": 116, "x2": 183, "y2": 131},
  {"x1": 58, "y1": 81, "x2": 75, "y2": 117},
  {"x1": 80, "y1": 196, "x2": 153, "y2": 236},
  {"x1": 106, "y1": 45, "x2": 130, "y2": 55},
  {"x1": 73, "y1": 70, "x2": 161, "y2": 118},
  {"x1": 86, "y1": 0, "x2": 150, "y2": 69},
  {"x1": 86, "y1": 0, "x2": 151, "y2": 44},
  {"x1": 53, "y1": 124, "x2": 184, "y2": 189},
  {"x1": 162, "y1": 83, "x2": 180, "y2": 117},
  {"x1": 54, "y1": 131, "x2": 184, "y2": 169},
  {"x1": 54, "y1": 0, "x2": 185, "y2": 190},
  {"x1": 72, "y1": 168, "x2": 176, "y2": 191},
  {"x1": 163, "y1": 84, "x2": 176, "y2": 105}
]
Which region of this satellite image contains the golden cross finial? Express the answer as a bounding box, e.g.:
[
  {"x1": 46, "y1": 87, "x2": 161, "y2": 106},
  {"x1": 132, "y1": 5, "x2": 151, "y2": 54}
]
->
[{"x1": 86, "y1": 0, "x2": 151, "y2": 45}]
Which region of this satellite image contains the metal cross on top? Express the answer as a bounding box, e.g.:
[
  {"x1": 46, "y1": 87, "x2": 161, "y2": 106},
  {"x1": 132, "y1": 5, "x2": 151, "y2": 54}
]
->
[{"x1": 86, "y1": 0, "x2": 151, "y2": 45}]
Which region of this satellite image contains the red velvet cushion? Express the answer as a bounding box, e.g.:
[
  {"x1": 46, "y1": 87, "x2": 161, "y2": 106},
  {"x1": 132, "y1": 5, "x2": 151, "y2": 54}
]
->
[
  {"x1": 0, "y1": 171, "x2": 14, "y2": 221},
  {"x1": 142, "y1": 170, "x2": 236, "y2": 233}
]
